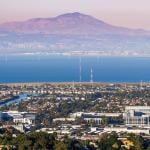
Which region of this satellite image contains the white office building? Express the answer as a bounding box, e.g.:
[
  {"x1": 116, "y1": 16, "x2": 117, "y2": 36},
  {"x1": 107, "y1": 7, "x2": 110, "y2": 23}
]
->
[
  {"x1": 124, "y1": 106, "x2": 150, "y2": 127},
  {"x1": 13, "y1": 114, "x2": 35, "y2": 125}
]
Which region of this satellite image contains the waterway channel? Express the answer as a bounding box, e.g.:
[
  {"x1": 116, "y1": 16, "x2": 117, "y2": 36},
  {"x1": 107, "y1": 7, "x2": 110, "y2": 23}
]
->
[{"x1": 0, "y1": 94, "x2": 28, "y2": 106}]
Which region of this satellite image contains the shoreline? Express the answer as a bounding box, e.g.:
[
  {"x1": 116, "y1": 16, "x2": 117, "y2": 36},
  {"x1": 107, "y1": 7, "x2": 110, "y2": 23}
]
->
[
  {"x1": 1, "y1": 52, "x2": 150, "y2": 58},
  {"x1": 0, "y1": 81, "x2": 148, "y2": 86}
]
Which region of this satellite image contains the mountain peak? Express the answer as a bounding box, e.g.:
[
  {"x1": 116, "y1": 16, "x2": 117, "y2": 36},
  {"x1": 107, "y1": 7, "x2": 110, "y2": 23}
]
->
[
  {"x1": 55, "y1": 12, "x2": 94, "y2": 20},
  {"x1": 57, "y1": 12, "x2": 86, "y2": 17},
  {"x1": 0, "y1": 12, "x2": 148, "y2": 35},
  {"x1": 26, "y1": 12, "x2": 92, "y2": 23}
]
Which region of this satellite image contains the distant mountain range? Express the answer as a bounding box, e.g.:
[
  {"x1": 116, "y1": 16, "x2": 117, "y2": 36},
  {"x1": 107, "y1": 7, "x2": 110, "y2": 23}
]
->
[
  {"x1": 0, "y1": 12, "x2": 150, "y2": 56},
  {"x1": 0, "y1": 12, "x2": 148, "y2": 35}
]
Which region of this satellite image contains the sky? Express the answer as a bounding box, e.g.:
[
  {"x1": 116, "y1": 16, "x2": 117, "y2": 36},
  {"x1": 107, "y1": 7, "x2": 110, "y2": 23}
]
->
[{"x1": 0, "y1": 0, "x2": 150, "y2": 30}]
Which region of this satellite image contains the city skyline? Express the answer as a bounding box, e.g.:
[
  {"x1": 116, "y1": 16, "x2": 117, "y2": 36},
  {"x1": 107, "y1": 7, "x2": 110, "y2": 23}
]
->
[{"x1": 0, "y1": 0, "x2": 150, "y2": 30}]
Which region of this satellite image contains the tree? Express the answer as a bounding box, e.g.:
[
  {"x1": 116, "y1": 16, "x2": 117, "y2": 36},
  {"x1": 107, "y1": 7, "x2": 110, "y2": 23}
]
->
[
  {"x1": 127, "y1": 133, "x2": 144, "y2": 150},
  {"x1": 65, "y1": 138, "x2": 83, "y2": 150},
  {"x1": 97, "y1": 132, "x2": 121, "y2": 150},
  {"x1": 147, "y1": 145, "x2": 150, "y2": 150},
  {"x1": 55, "y1": 142, "x2": 67, "y2": 150}
]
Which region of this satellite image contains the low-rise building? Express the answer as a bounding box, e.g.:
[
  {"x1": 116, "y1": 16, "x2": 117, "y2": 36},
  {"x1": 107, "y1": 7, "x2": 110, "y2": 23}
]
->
[
  {"x1": 124, "y1": 106, "x2": 150, "y2": 127},
  {"x1": 13, "y1": 114, "x2": 35, "y2": 125},
  {"x1": 53, "y1": 118, "x2": 75, "y2": 122},
  {"x1": 104, "y1": 126, "x2": 150, "y2": 134}
]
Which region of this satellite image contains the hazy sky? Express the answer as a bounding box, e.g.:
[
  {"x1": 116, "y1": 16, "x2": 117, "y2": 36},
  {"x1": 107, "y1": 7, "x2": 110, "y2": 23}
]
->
[{"x1": 0, "y1": 0, "x2": 150, "y2": 29}]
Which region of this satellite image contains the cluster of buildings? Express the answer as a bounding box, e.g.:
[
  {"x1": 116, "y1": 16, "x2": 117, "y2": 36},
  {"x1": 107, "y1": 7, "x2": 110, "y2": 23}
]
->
[
  {"x1": 70, "y1": 112, "x2": 122, "y2": 125},
  {"x1": 0, "y1": 111, "x2": 36, "y2": 132},
  {"x1": 0, "y1": 106, "x2": 149, "y2": 136},
  {"x1": 0, "y1": 83, "x2": 149, "y2": 144},
  {"x1": 49, "y1": 106, "x2": 150, "y2": 137}
]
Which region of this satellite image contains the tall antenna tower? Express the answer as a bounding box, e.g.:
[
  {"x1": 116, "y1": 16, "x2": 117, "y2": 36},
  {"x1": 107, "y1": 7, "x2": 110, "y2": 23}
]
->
[
  {"x1": 72, "y1": 80, "x2": 75, "y2": 93},
  {"x1": 80, "y1": 64, "x2": 82, "y2": 83},
  {"x1": 140, "y1": 80, "x2": 143, "y2": 90},
  {"x1": 90, "y1": 68, "x2": 93, "y2": 83},
  {"x1": 72, "y1": 80, "x2": 75, "y2": 88},
  {"x1": 124, "y1": 83, "x2": 127, "y2": 89},
  {"x1": 79, "y1": 57, "x2": 82, "y2": 85}
]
